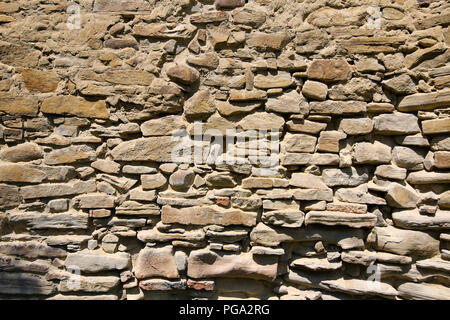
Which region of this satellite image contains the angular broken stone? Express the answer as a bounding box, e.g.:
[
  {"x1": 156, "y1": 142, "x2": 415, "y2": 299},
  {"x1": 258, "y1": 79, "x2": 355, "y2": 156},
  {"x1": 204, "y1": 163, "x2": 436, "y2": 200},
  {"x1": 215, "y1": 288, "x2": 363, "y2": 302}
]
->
[
  {"x1": 247, "y1": 32, "x2": 289, "y2": 51},
  {"x1": 302, "y1": 80, "x2": 328, "y2": 101},
  {"x1": 184, "y1": 90, "x2": 216, "y2": 120},
  {"x1": 398, "y1": 91, "x2": 450, "y2": 112},
  {"x1": 321, "y1": 279, "x2": 397, "y2": 299},
  {"x1": 254, "y1": 72, "x2": 293, "y2": 89},
  {"x1": 266, "y1": 89, "x2": 309, "y2": 114},
  {"x1": 44, "y1": 145, "x2": 96, "y2": 165},
  {"x1": 310, "y1": 101, "x2": 367, "y2": 115},
  {"x1": 0, "y1": 163, "x2": 46, "y2": 183},
  {"x1": 141, "y1": 173, "x2": 167, "y2": 190},
  {"x1": 8, "y1": 212, "x2": 89, "y2": 230},
  {"x1": 353, "y1": 141, "x2": 392, "y2": 164},
  {"x1": 167, "y1": 65, "x2": 199, "y2": 85},
  {"x1": 322, "y1": 167, "x2": 369, "y2": 187},
  {"x1": 386, "y1": 183, "x2": 418, "y2": 209},
  {"x1": 392, "y1": 209, "x2": 450, "y2": 230}
]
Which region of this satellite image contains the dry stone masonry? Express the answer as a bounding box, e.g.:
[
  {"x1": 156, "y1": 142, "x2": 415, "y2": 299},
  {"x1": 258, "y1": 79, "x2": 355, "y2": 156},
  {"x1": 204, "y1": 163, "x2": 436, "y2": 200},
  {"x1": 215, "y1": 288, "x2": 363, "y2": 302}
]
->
[{"x1": 0, "y1": 0, "x2": 449, "y2": 300}]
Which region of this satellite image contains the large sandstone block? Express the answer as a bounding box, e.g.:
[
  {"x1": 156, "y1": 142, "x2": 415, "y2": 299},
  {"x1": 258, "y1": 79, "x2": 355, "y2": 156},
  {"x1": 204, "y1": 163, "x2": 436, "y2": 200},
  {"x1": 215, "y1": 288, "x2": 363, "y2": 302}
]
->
[
  {"x1": 64, "y1": 250, "x2": 131, "y2": 273},
  {"x1": 392, "y1": 209, "x2": 450, "y2": 230},
  {"x1": 41, "y1": 96, "x2": 110, "y2": 119},
  {"x1": 8, "y1": 212, "x2": 89, "y2": 230},
  {"x1": 0, "y1": 241, "x2": 67, "y2": 259},
  {"x1": 18, "y1": 68, "x2": 59, "y2": 93},
  {"x1": 307, "y1": 59, "x2": 352, "y2": 83},
  {"x1": 0, "y1": 163, "x2": 46, "y2": 183},
  {"x1": 422, "y1": 118, "x2": 450, "y2": 135},
  {"x1": 187, "y1": 249, "x2": 278, "y2": 281},
  {"x1": 162, "y1": 205, "x2": 257, "y2": 227},
  {"x1": 310, "y1": 101, "x2": 366, "y2": 115},
  {"x1": 111, "y1": 137, "x2": 185, "y2": 163},
  {"x1": 0, "y1": 93, "x2": 38, "y2": 116},
  {"x1": 247, "y1": 32, "x2": 289, "y2": 51},
  {"x1": 20, "y1": 180, "x2": 96, "y2": 199},
  {"x1": 353, "y1": 141, "x2": 392, "y2": 164},
  {"x1": 134, "y1": 246, "x2": 179, "y2": 280},
  {"x1": 374, "y1": 113, "x2": 420, "y2": 135},
  {"x1": 372, "y1": 226, "x2": 440, "y2": 258}
]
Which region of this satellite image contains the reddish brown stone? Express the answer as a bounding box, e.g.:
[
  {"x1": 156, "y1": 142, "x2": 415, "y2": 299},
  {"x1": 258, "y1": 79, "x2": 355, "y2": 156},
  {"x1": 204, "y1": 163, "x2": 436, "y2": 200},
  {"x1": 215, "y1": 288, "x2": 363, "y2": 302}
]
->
[{"x1": 167, "y1": 65, "x2": 200, "y2": 85}]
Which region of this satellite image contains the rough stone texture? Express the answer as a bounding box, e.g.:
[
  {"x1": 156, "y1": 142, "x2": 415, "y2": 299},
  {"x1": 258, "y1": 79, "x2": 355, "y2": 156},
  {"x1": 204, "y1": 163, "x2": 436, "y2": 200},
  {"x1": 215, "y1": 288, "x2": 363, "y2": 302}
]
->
[{"x1": 0, "y1": 0, "x2": 448, "y2": 301}]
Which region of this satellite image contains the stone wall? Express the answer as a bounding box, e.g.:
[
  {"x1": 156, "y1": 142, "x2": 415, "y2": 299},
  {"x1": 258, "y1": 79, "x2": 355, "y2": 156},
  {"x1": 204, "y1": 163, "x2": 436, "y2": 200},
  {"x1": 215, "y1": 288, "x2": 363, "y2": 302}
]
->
[{"x1": 0, "y1": 0, "x2": 449, "y2": 300}]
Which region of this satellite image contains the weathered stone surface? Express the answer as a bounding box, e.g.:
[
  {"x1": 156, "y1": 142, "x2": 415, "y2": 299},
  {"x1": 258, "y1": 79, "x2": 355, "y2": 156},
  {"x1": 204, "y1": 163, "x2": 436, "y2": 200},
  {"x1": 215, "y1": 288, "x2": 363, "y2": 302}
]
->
[
  {"x1": 353, "y1": 141, "x2": 392, "y2": 164},
  {"x1": 141, "y1": 173, "x2": 167, "y2": 190},
  {"x1": 238, "y1": 112, "x2": 285, "y2": 131},
  {"x1": 386, "y1": 184, "x2": 418, "y2": 209},
  {"x1": 290, "y1": 173, "x2": 328, "y2": 190},
  {"x1": 398, "y1": 282, "x2": 450, "y2": 300},
  {"x1": 407, "y1": 171, "x2": 450, "y2": 184},
  {"x1": 375, "y1": 165, "x2": 407, "y2": 180},
  {"x1": 0, "y1": 163, "x2": 46, "y2": 183},
  {"x1": 0, "y1": 242, "x2": 66, "y2": 259},
  {"x1": 392, "y1": 147, "x2": 424, "y2": 170},
  {"x1": 398, "y1": 91, "x2": 450, "y2": 112},
  {"x1": 307, "y1": 59, "x2": 352, "y2": 83},
  {"x1": 184, "y1": 90, "x2": 216, "y2": 120},
  {"x1": 247, "y1": 32, "x2": 289, "y2": 51},
  {"x1": 284, "y1": 133, "x2": 317, "y2": 153},
  {"x1": 59, "y1": 276, "x2": 119, "y2": 293},
  {"x1": 310, "y1": 101, "x2": 367, "y2": 115},
  {"x1": 187, "y1": 249, "x2": 278, "y2": 281},
  {"x1": 322, "y1": 168, "x2": 368, "y2": 187},
  {"x1": 393, "y1": 209, "x2": 450, "y2": 230},
  {"x1": 250, "y1": 223, "x2": 365, "y2": 249},
  {"x1": 111, "y1": 137, "x2": 184, "y2": 163},
  {"x1": 372, "y1": 226, "x2": 440, "y2": 258},
  {"x1": 422, "y1": 118, "x2": 450, "y2": 135},
  {"x1": 382, "y1": 74, "x2": 417, "y2": 95},
  {"x1": 134, "y1": 246, "x2": 179, "y2": 280},
  {"x1": 162, "y1": 205, "x2": 256, "y2": 227},
  {"x1": 262, "y1": 210, "x2": 305, "y2": 228},
  {"x1": 374, "y1": 113, "x2": 420, "y2": 135},
  {"x1": 41, "y1": 96, "x2": 109, "y2": 119},
  {"x1": 167, "y1": 65, "x2": 199, "y2": 85},
  {"x1": 103, "y1": 70, "x2": 153, "y2": 86},
  {"x1": 45, "y1": 146, "x2": 96, "y2": 165},
  {"x1": 435, "y1": 151, "x2": 450, "y2": 169},
  {"x1": 0, "y1": 273, "x2": 56, "y2": 295},
  {"x1": 254, "y1": 72, "x2": 293, "y2": 89},
  {"x1": 305, "y1": 211, "x2": 377, "y2": 228},
  {"x1": 291, "y1": 257, "x2": 342, "y2": 272},
  {"x1": 64, "y1": 251, "x2": 130, "y2": 273},
  {"x1": 321, "y1": 279, "x2": 397, "y2": 299},
  {"x1": 20, "y1": 180, "x2": 96, "y2": 199},
  {"x1": 302, "y1": 80, "x2": 328, "y2": 101},
  {"x1": 339, "y1": 118, "x2": 373, "y2": 135},
  {"x1": 0, "y1": 143, "x2": 43, "y2": 163},
  {"x1": 266, "y1": 90, "x2": 308, "y2": 114},
  {"x1": 8, "y1": 212, "x2": 89, "y2": 230},
  {"x1": 0, "y1": 93, "x2": 39, "y2": 116}
]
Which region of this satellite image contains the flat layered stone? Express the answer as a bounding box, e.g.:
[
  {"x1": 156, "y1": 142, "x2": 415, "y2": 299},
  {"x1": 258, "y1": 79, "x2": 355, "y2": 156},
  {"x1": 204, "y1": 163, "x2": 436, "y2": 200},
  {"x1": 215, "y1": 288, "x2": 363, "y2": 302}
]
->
[
  {"x1": 422, "y1": 118, "x2": 450, "y2": 135},
  {"x1": 0, "y1": 93, "x2": 39, "y2": 116},
  {"x1": 339, "y1": 118, "x2": 373, "y2": 135},
  {"x1": 292, "y1": 189, "x2": 333, "y2": 202},
  {"x1": 0, "y1": 184, "x2": 22, "y2": 209},
  {"x1": 310, "y1": 101, "x2": 367, "y2": 115},
  {"x1": 290, "y1": 173, "x2": 328, "y2": 190},
  {"x1": 41, "y1": 96, "x2": 109, "y2": 119},
  {"x1": 0, "y1": 254, "x2": 51, "y2": 273},
  {"x1": 140, "y1": 279, "x2": 187, "y2": 291},
  {"x1": 0, "y1": 273, "x2": 56, "y2": 296},
  {"x1": 190, "y1": 11, "x2": 229, "y2": 24},
  {"x1": 0, "y1": 163, "x2": 46, "y2": 183},
  {"x1": 407, "y1": 171, "x2": 450, "y2": 184},
  {"x1": 44, "y1": 145, "x2": 96, "y2": 165},
  {"x1": 20, "y1": 180, "x2": 96, "y2": 199},
  {"x1": 284, "y1": 133, "x2": 317, "y2": 153},
  {"x1": 375, "y1": 165, "x2": 407, "y2": 180},
  {"x1": 286, "y1": 120, "x2": 327, "y2": 134},
  {"x1": 435, "y1": 151, "x2": 450, "y2": 169},
  {"x1": 187, "y1": 249, "x2": 278, "y2": 281},
  {"x1": 59, "y1": 276, "x2": 119, "y2": 293},
  {"x1": 93, "y1": 0, "x2": 153, "y2": 12},
  {"x1": 307, "y1": 59, "x2": 352, "y2": 83},
  {"x1": 247, "y1": 32, "x2": 289, "y2": 51},
  {"x1": 238, "y1": 112, "x2": 285, "y2": 131},
  {"x1": 254, "y1": 72, "x2": 293, "y2": 89},
  {"x1": 137, "y1": 227, "x2": 205, "y2": 243},
  {"x1": 397, "y1": 282, "x2": 450, "y2": 300},
  {"x1": 372, "y1": 226, "x2": 440, "y2": 258},
  {"x1": 261, "y1": 210, "x2": 305, "y2": 228},
  {"x1": 282, "y1": 153, "x2": 340, "y2": 166},
  {"x1": 132, "y1": 23, "x2": 196, "y2": 39},
  {"x1": 305, "y1": 211, "x2": 377, "y2": 228},
  {"x1": 250, "y1": 223, "x2": 364, "y2": 249},
  {"x1": 0, "y1": 142, "x2": 43, "y2": 162},
  {"x1": 291, "y1": 258, "x2": 342, "y2": 271},
  {"x1": 393, "y1": 209, "x2": 450, "y2": 230},
  {"x1": 8, "y1": 212, "x2": 89, "y2": 230},
  {"x1": 321, "y1": 279, "x2": 397, "y2": 299},
  {"x1": 398, "y1": 91, "x2": 450, "y2": 112},
  {"x1": 184, "y1": 90, "x2": 216, "y2": 120},
  {"x1": 162, "y1": 205, "x2": 256, "y2": 227},
  {"x1": 111, "y1": 137, "x2": 185, "y2": 163},
  {"x1": 374, "y1": 113, "x2": 420, "y2": 135},
  {"x1": 115, "y1": 201, "x2": 160, "y2": 216},
  {"x1": 134, "y1": 246, "x2": 179, "y2": 280},
  {"x1": 64, "y1": 251, "x2": 131, "y2": 273},
  {"x1": 73, "y1": 194, "x2": 116, "y2": 209},
  {"x1": 0, "y1": 242, "x2": 66, "y2": 259}
]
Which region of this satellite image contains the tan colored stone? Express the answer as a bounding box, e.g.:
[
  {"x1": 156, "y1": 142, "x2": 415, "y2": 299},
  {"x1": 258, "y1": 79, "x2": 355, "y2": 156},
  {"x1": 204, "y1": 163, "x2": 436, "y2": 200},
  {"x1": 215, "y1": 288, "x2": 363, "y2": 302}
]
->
[
  {"x1": 0, "y1": 163, "x2": 46, "y2": 183},
  {"x1": 41, "y1": 96, "x2": 109, "y2": 119},
  {"x1": 167, "y1": 65, "x2": 199, "y2": 85},
  {"x1": 302, "y1": 80, "x2": 328, "y2": 100},
  {"x1": 184, "y1": 90, "x2": 216, "y2": 120},
  {"x1": 398, "y1": 91, "x2": 450, "y2": 112},
  {"x1": 254, "y1": 72, "x2": 293, "y2": 89},
  {"x1": 307, "y1": 59, "x2": 352, "y2": 83},
  {"x1": 103, "y1": 70, "x2": 154, "y2": 85},
  {"x1": 247, "y1": 32, "x2": 289, "y2": 51},
  {"x1": 162, "y1": 205, "x2": 257, "y2": 227},
  {"x1": 19, "y1": 68, "x2": 59, "y2": 93},
  {"x1": 187, "y1": 249, "x2": 278, "y2": 281},
  {"x1": 305, "y1": 211, "x2": 377, "y2": 228},
  {"x1": 422, "y1": 118, "x2": 450, "y2": 135},
  {"x1": 0, "y1": 93, "x2": 38, "y2": 116},
  {"x1": 134, "y1": 246, "x2": 179, "y2": 280}
]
